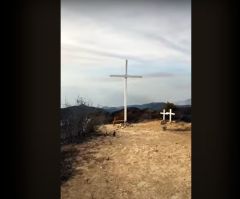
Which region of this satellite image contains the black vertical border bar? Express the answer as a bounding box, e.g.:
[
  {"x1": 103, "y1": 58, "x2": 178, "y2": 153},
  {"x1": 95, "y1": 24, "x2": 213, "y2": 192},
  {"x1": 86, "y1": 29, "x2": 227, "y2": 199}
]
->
[
  {"x1": 15, "y1": 1, "x2": 60, "y2": 199},
  {"x1": 13, "y1": 0, "x2": 238, "y2": 198},
  {"x1": 192, "y1": 1, "x2": 237, "y2": 198}
]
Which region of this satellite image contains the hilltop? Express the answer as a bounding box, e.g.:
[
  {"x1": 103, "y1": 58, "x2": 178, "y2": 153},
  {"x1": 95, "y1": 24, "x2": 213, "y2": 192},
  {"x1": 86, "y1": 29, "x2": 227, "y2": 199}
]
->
[
  {"x1": 60, "y1": 101, "x2": 191, "y2": 143},
  {"x1": 61, "y1": 120, "x2": 191, "y2": 199}
]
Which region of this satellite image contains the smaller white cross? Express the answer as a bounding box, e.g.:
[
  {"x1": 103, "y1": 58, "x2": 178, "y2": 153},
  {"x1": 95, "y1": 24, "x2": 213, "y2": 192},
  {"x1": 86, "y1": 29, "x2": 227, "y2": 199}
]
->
[
  {"x1": 167, "y1": 109, "x2": 175, "y2": 122},
  {"x1": 160, "y1": 109, "x2": 168, "y2": 120}
]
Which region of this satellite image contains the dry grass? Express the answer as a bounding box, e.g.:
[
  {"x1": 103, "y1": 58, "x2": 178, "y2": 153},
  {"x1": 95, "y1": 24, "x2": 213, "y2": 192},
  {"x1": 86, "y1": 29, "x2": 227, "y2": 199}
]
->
[{"x1": 61, "y1": 120, "x2": 191, "y2": 199}]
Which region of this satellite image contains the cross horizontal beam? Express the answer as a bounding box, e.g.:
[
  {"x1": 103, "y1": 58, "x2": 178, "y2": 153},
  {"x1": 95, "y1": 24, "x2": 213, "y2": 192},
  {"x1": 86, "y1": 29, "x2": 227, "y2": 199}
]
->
[
  {"x1": 161, "y1": 112, "x2": 169, "y2": 115},
  {"x1": 110, "y1": 75, "x2": 142, "y2": 78},
  {"x1": 109, "y1": 59, "x2": 142, "y2": 124}
]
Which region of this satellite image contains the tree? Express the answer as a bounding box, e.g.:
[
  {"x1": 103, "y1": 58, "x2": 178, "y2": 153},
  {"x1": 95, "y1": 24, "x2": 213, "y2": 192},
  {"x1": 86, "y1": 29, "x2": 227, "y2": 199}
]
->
[
  {"x1": 163, "y1": 102, "x2": 177, "y2": 112},
  {"x1": 75, "y1": 96, "x2": 86, "y2": 106}
]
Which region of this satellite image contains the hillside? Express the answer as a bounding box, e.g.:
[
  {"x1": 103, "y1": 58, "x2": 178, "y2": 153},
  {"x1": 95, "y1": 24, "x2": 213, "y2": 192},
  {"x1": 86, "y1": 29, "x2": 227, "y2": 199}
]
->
[
  {"x1": 61, "y1": 104, "x2": 110, "y2": 122},
  {"x1": 111, "y1": 106, "x2": 191, "y2": 123},
  {"x1": 60, "y1": 105, "x2": 112, "y2": 143},
  {"x1": 60, "y1": 102, "x2": 191, "y2": 140},
  {"x1": 61, "y1": 103, "x2": 191, "y2": 127}
]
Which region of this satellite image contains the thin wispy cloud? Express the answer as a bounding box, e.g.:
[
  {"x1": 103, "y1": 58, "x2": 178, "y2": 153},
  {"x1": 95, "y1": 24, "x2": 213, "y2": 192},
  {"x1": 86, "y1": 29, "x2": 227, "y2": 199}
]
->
[
  {"x1": 61, "y1": 0, "x2": 191, "y2": 107},
  {"x1": 140, "y1": 32, "x2": 190, "y2": 54},
  {"x1": 63, "y1": 44, "x2": 145, "y2": 62},
  {"x1": 144, "y1": 72, "x2": 174, "y2": 78}
]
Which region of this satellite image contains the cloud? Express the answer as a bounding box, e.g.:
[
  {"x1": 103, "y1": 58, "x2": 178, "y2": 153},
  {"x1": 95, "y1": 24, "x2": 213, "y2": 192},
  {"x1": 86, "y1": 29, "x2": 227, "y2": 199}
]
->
[
  {"x1": 140, "y1": 32, "x2": 190, "y2": 54},
  {"x1": 61, "y1": 0, "x2": 191, "y2": 107},
  {"x1": 62, "y1": 44, "x2": 145, "y2": 62},
  {"x1": 143, "y1": 72, "x2": 174, "y2": 78}
]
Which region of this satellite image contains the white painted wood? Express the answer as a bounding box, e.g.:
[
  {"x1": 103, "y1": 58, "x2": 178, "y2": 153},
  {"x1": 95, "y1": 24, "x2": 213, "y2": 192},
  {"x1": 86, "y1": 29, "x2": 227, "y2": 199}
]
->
[
  {"x1": 110, "y1": 59, "x2": 142, "y2": 124},
  {"x1": 167, "y1": 109, "x2": 175, "y2": 122},
  {"x1": 160, "y1": 109, "x2": 168, "y2": 120},
  {"x1": 124, "y1": 63, "x2": 127, "y2": 122}
]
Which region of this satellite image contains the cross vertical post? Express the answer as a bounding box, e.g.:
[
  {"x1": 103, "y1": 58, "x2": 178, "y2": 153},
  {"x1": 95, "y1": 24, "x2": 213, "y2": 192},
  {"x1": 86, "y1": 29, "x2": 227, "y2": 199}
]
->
[
  {"x1": 160, "y1": 109, "x2": 167, "y2": 120},
  {"x1": 168, "y1": 109, "x2": 175, "y2": 122},
  {"x1": 124, "y1": 60, "x2": 128, "y2": 123},
  {"x1": 110, "y1": 59, "x2": 142, "y2": 125}
]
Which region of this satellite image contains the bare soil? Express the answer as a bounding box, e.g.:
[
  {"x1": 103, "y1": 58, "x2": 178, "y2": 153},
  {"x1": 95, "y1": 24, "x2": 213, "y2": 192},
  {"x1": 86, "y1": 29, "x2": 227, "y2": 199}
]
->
[{"x1": 61, "y1": 120, "x2": 191, "y2": 199}]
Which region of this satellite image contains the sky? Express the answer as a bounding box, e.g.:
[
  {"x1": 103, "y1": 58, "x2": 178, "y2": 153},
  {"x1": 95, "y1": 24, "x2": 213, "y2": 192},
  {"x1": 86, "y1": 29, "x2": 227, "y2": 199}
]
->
[{"x1": 61, "y1": 0, "x2": 191, "y2": 107}]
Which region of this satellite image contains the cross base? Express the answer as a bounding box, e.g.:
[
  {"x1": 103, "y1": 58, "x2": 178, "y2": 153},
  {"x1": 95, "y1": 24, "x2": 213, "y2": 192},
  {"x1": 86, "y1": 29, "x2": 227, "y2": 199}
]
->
[{"x1": 160, "y1": 120, "x2": 168, "y2": 125}]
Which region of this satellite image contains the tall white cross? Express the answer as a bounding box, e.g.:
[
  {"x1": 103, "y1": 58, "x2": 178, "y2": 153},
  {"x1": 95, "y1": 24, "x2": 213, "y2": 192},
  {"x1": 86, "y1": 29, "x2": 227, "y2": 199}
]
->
[
  {"x1": 167, "y1": 109, "x2": 175, "y2": 122},
  {"x1": 160, "y1": 109, "x2": 167, "y2": 120},
  {"x1": 110, "y1": 59, "x2": 142, "y2": 124}
]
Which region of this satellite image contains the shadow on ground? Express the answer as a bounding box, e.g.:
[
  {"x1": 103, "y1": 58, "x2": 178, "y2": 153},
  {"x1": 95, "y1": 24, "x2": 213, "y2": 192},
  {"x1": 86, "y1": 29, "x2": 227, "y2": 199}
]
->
[
  {"x1": 167, "y1": 127, "x2": 191, "y2": 131},
  {"x1": 61, "y1": 130, "x2": 115, "y2": 185},
  {"x1": 161, "y1": 122, "x2": 191, "y2": 132}
]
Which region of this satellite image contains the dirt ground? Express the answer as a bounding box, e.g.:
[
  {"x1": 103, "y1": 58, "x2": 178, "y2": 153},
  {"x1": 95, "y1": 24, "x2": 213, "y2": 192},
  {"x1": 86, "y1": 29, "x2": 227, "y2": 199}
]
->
[{"x1": 61, "y1": 120, "x2": 191, "y2": 199}]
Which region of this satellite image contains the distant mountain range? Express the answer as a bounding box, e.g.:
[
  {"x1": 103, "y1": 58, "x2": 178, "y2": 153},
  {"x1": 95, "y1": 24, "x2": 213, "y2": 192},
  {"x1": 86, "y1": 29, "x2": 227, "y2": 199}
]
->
[
  {"x1": 102, "y1": 102, "x2": 166, "y2": 113},
  {"x1": 61, "y1": 99, "x2": 191, "y2": 115},
  {"x1": 61, "y1": 99, "x2": 192, "y2": 125},
  {"x1": 175, "y1": 98, "x2": 191, "y2": 106},
  {"x1": 102, "y1": 99, "x2": 191, "y2": 113}
]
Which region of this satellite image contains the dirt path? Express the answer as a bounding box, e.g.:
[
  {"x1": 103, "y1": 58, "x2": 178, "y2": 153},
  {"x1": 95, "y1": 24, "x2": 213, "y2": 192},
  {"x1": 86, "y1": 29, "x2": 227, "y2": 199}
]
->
[{"x1": 61, "y1": 121, "x2": 191, "y2": 199}]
